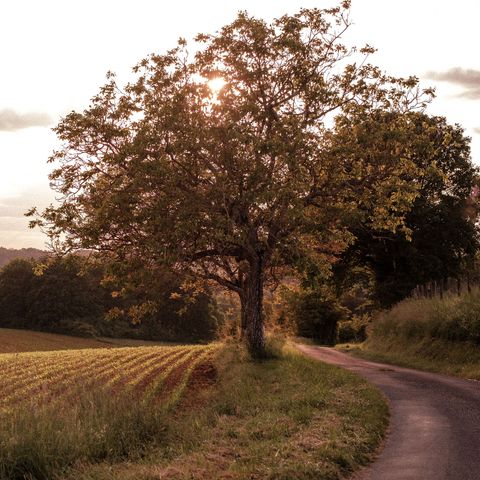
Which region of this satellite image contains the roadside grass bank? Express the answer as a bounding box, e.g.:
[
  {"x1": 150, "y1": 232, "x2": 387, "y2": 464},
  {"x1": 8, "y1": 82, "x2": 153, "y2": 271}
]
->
[
  {"x1": 340, "y1": 338, "x2": 480, "y2": 380},
  {"x1": 67, "y1": 339, "x2": 388, "y2": 480},
  {"x1": 340, "y1": 293, "x2": 480, "y2": 380}
]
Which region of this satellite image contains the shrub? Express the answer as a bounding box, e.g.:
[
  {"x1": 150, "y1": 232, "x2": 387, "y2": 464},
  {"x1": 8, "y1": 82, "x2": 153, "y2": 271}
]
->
[
  {"x1": 337, "y1": 314, "x2": 370, "y2": 343},
  {"x1": 284, "y1": 287, "x2": 347, "y2": 344}
]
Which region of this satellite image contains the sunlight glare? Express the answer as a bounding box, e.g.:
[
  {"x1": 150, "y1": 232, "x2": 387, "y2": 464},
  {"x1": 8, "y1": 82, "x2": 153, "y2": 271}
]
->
[{"x1": 207, "y1": 77, "x2": 226, "y2": 94}]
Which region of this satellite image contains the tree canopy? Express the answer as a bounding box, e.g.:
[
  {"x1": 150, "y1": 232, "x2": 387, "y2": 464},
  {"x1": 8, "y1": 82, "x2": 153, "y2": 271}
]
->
[
  {"x1": 30, "y1": 3, "x2": 432, "y2": 356},
  {"x1": 332, "y1": 112, "x2": 479, "y2": 306}
]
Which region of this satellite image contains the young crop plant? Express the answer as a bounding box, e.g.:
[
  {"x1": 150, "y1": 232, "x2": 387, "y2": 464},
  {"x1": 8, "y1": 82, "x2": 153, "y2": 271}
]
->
[{"x1": 0, "y1": 344, "x2": 217, "y2": 413}]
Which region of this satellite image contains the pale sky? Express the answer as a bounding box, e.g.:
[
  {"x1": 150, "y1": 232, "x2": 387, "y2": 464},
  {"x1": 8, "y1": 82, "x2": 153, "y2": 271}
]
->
[{"x1": 1, "y1": 0, "x2": 479, "y2": 249}]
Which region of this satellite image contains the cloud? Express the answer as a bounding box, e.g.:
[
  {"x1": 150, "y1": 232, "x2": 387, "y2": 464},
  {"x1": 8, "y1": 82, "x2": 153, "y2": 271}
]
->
[
  {"x1": 0, "y1": 188, "x2": 54, "y2": 248},
  {"x1": 0, "y1": 109, "x2": 52, "y2": 131},
  {"x1": 426, "y1": 67, "x2": 480, "y2": 86},
  {"x1": 0, "y1": 188, "x2": 54, "y2": 218},
  {"x1": 0, "y1": 216, "x2": 47, "y2": 249},
  {"x1": 425, "y1": 67, "x2": 480, "y2": 99}
]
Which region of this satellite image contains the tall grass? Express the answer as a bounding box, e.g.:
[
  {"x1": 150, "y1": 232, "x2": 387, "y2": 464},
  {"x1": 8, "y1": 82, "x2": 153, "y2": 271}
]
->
[
  {"x1": 0, "y1": 388, "x2": 167, "y2": 480},
  {"x1": 372, "y1": 289, "x2": 480, "y2": 344}
]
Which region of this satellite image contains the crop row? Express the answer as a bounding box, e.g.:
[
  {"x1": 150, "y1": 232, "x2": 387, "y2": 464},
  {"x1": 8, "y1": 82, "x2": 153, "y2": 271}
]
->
[{"x1": 0, "y1": 344, "x2": 217, "y2": 413}]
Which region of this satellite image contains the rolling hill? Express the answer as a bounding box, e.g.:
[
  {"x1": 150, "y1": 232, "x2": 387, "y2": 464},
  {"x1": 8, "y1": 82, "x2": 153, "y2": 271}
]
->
[{"x1": 0, "y1": 247, "x2": 46, "y2": 268}]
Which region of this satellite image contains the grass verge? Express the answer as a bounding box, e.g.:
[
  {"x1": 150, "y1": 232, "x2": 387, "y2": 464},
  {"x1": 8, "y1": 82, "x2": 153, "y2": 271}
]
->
[
  {"x1": 340, "y1": 337, "x2": 480, "y2": 380},
  {"x1": 338, "y1": 291, "x2": 480, "y2": 379},
  {"x1": 65, "y1": 339, "x2": 388, "y2": 480}
]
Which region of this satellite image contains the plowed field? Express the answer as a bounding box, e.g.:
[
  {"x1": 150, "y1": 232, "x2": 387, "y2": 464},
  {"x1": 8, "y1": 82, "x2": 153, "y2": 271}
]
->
[{"x1": 0, "y1": 344, "x2": 217, "y2": 412}]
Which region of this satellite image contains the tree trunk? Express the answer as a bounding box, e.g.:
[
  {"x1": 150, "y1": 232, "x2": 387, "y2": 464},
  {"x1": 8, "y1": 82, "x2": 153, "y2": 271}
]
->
[
  {"x1": 241, "y1": 254, "x2": 266, "y2": 358},
  {"x1": 239, "y1": 295, "x2": 247, "y2": 339}
]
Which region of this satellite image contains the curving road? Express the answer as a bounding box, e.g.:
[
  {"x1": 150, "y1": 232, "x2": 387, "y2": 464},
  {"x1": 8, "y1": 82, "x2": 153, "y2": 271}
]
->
[{"x1": 297, "y1": 344, "x2": 480, "y2": 480}]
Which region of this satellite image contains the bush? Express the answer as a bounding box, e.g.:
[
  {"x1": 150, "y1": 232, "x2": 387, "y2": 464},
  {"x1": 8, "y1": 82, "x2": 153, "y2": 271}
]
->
[
  {"x1": 337, "y1": 314, "x2": 370, "y2": 343},
  {"x1": 284, "y1": 287, "x2": 347, "y2": 344},
  {"x1": 56, "y1": 319, "x2": 100, "y2": 338}
]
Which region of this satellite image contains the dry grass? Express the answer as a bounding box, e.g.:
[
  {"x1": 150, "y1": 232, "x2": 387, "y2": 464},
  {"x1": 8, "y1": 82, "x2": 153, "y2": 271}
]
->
[{"x1": 341, "y1": 290, "x2": 480, "y2": 379}]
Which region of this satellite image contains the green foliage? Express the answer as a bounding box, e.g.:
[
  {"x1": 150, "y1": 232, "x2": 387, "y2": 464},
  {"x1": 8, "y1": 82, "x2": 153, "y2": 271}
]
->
[
  {"x1": 0, "y1": 256, "x2": 106, "y2": 336},
  {"x1": 283, "y1": 287, "x2": 347, "y2": 344},
  {"x1": 333, "y1": 266, "x2": 376, "y2": 343},
  {"x1": 0, "y1": 259, "x2": 36, "y2": 328},
  {"x1": 334, "y1": 112, "x2": 480, "y2": 307},
  {"x1": 101, "y1": 262, "x2": 221, "y2": 342},
  {"x1": 337, "y1": 314, "x2": 370, "y2": 343},
  {"x1": 30, "y1": 256, "x2": 105, "y2": 332}
]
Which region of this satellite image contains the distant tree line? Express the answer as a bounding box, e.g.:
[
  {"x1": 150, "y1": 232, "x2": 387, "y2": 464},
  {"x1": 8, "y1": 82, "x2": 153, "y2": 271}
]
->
[{"x1": 0, "y1": 255, "x2": 220, "y2": 342}]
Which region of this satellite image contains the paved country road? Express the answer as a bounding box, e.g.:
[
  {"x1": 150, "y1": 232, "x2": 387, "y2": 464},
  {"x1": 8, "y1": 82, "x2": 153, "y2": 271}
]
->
[{"x1": 297, "y1": 345, "x2": 480, "y2": 480}]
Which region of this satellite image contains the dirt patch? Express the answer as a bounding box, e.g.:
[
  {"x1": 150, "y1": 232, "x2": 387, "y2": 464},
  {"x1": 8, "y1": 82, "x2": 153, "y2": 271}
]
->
[
  {"x1": 176, "y1": 360, "x2": 218, "y2": 411},
  {"x1": 189, "y1": 361, "x2": 218, "y2": 388}
]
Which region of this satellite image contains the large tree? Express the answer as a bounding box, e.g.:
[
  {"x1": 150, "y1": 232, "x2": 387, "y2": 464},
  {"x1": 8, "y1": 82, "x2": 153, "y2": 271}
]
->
[
  {"x1": 30, "y1": 3, "x2": 430, "y2": 356},
  {"x1": 332, "y1": 111, "x2": 479, "y2": 306}
]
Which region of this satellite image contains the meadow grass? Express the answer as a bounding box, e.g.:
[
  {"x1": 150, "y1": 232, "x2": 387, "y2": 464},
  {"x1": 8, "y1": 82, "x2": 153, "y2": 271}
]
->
[
  {"x1": 65, "y1": 338, "x2": 389, "y2": 480},
  {"x1": 342, "y1": 290, "x2": 480, "y2": 379},
  {"x1": 0, "y1": 390, "x2": 167, "y2": 480}
]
